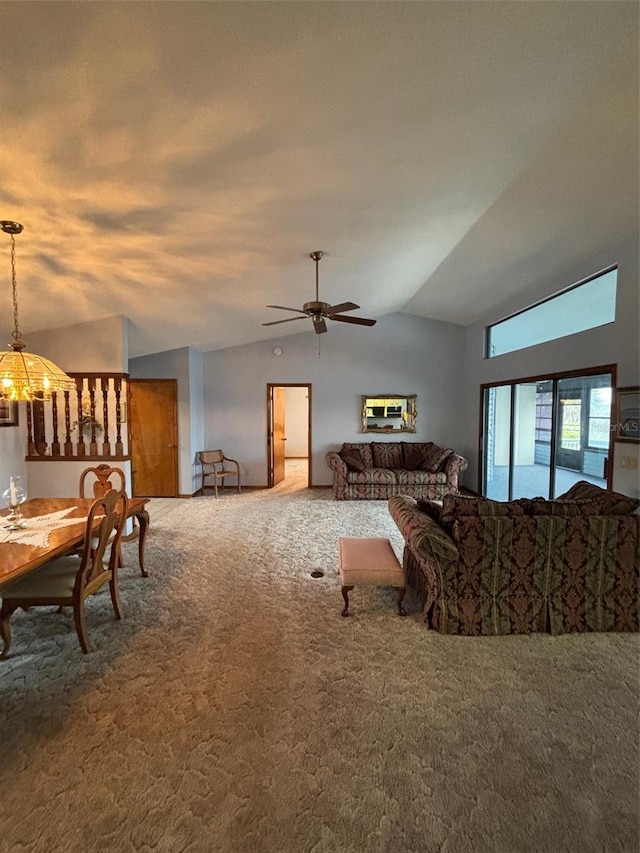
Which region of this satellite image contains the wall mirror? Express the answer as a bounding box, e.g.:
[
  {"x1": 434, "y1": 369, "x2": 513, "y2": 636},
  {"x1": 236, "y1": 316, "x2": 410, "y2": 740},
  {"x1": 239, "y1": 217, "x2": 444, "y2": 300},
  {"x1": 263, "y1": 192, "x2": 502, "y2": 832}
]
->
[{"x1": 361, "y1": 395, "x2": 417, "y2": 433}]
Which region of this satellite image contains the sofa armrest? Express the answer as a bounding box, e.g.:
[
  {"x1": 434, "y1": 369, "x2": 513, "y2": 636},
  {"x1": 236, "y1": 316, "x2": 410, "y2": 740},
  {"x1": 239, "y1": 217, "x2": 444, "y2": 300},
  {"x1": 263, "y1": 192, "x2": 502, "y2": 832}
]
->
[
  {"x1": 325, "y1": 451, "x2": 347, "y2": 476},
  {"x1": 442, "y1": 453, "x2": 468, "y2": 489},
  {"x1": 388, "y1": 495, "x2": 459, "y2": 563}
]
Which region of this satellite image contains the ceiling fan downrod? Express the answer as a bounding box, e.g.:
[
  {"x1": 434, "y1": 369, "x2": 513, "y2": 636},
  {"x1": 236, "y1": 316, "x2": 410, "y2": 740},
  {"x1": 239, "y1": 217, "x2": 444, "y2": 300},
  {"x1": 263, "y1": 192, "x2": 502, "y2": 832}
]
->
[{"x1": 310, "y1": 250, "x2": 323, "y2": 303}]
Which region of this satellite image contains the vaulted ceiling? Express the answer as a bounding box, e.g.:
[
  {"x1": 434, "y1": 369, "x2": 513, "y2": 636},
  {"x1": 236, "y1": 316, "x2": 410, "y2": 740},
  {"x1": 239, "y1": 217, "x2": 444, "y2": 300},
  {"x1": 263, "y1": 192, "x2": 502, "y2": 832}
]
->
[{"x1": 0, "y1": 2, "x2": 637, "y2": 358}]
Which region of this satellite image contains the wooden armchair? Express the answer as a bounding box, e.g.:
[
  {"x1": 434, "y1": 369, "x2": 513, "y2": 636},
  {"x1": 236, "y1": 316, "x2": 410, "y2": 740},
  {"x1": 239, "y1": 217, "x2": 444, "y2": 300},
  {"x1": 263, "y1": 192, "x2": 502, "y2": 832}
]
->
[
  {"x1": 198, "y1": 450, "x2": 241, "y2": 498},
  {"x1": 0, "y1": 489, "x2": 127, "y2": 660}
]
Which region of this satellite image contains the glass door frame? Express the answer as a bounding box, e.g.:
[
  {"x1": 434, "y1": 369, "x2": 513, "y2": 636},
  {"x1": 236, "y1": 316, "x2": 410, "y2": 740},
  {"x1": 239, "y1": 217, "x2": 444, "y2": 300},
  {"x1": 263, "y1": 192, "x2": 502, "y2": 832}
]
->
[{"x1": 479, "y1": 363, "x2": 616, "y2": 498}]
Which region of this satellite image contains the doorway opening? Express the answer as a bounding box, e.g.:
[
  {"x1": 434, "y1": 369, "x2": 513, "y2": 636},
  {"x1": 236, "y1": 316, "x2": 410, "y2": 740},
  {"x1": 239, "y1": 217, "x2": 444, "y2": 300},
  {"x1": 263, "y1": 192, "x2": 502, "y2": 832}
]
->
[{"x1": 266, "y1": 384, "x2": 312, "y2": 490}]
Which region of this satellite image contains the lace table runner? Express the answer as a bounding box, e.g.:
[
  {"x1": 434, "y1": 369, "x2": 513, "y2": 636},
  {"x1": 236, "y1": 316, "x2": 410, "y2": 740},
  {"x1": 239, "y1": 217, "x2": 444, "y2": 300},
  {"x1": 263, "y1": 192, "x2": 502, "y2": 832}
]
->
[{"x1": 0, "y1": 507, "x2": 85, "y2": 547}]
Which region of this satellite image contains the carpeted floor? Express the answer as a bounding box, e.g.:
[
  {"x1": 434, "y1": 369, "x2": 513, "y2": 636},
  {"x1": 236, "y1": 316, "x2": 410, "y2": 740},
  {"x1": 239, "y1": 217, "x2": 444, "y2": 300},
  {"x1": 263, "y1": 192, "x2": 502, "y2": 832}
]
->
[{"x1": 0, "y1": 475, "x2": 638, "y2": 853}]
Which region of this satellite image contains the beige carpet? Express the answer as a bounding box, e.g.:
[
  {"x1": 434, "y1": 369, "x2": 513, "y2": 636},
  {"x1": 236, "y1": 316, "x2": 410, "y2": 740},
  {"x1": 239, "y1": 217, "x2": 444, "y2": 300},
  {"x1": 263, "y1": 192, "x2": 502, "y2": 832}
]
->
[{"x1": 0, "y1": 478, "x2": 638, "y2": 853}]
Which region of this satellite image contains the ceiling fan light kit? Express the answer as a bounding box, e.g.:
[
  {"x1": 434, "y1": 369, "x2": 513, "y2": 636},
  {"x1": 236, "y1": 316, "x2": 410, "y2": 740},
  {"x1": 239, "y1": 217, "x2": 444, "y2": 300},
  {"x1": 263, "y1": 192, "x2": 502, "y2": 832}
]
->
[{"x1": 262, "y1": 251, "x2": 377, "y2": 335}]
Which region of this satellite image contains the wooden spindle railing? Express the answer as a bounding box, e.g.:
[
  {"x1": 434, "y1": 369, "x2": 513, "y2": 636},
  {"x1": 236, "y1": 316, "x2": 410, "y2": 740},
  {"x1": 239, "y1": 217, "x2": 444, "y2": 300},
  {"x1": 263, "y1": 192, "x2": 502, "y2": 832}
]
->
[
  {"x1": 102, "y1": 381, "x2": 110, "y2": 456},
  {"x1": 25, "y1": 372, "x2": 130, "y2": 461},
  {"x1": 64, "y1": 390, "x2": 73, "y2": 456},
  {"x1": 51, "y1": 392, "x2": 61, "y2": 457},
  {"x1": 88, "y1": 378, "x2": 98, "y2": 457},
  {"x1": 115, "y1": 376, "x2": 124, "y2": 456}
]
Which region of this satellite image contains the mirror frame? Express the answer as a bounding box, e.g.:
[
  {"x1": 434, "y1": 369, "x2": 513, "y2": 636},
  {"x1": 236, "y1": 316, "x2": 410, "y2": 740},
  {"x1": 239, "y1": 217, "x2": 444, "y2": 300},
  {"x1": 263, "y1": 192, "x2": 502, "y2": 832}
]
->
[{"x1": 361, "y1": 395, "x2": 417, "y2": 434}]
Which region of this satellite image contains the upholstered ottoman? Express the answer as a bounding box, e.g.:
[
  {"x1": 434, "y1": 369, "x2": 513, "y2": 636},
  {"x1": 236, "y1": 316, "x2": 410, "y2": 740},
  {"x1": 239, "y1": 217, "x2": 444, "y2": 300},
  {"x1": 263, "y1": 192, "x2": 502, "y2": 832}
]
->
[{"x1": 338, "y1": 537, "x2": 406, "y2": 617}]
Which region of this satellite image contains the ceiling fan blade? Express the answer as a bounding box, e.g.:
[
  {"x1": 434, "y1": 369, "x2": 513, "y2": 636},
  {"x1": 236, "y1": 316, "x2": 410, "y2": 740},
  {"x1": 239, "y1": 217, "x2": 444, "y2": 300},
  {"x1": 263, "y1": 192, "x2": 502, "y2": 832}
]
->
[
  {"x1": 327, "y1": 301, "x2": 360, "y2": 314},
  {"x1": 313, "y1": 316, "x2": 328, "y2": 334},
  {"x1": 262, "y1": 316, "x2": 308, "y2": 327},
  {"x1": 331, "y1": 314, "x2": 377, "y2": 327},
  {"x1": 265, "y1": 305, "x2": 309, "y2": 315}
]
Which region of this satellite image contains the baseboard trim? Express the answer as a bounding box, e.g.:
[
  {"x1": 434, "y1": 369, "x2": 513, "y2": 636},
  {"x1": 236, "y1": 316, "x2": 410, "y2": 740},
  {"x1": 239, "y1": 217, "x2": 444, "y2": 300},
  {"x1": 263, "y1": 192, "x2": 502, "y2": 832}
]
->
[{"x1": 188, "y1": 483, "x2": 332, "y2": 495}]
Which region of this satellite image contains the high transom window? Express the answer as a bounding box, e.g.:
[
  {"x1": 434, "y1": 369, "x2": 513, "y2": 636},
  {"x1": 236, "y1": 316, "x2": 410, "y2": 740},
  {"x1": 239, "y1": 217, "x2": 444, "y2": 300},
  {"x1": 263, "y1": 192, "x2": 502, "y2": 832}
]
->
[{"x1": 486, "y1": 267, "x2": 617, "y2": 358}]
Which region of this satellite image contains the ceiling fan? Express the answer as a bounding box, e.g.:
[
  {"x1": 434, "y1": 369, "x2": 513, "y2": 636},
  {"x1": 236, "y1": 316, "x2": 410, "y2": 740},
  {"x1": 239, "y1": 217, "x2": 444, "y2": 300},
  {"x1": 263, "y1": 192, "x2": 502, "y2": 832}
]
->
[{"x1": 262, "y1": 251, "x2": 377, "y2": 335}]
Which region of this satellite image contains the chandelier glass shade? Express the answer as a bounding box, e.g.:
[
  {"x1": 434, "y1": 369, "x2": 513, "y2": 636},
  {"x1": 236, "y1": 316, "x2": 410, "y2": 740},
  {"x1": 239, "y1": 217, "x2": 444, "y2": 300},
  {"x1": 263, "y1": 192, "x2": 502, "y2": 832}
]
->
[{"x1": 1, "y1": 221, "x2": 76, "y2": 401}]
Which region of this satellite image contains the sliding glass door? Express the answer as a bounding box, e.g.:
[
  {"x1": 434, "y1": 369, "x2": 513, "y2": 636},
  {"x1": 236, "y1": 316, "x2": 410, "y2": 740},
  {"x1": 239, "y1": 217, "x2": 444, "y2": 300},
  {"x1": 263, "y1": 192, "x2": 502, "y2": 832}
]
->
[{"x1": 482, "y1": 367, "x2": 614, "y2": 500}]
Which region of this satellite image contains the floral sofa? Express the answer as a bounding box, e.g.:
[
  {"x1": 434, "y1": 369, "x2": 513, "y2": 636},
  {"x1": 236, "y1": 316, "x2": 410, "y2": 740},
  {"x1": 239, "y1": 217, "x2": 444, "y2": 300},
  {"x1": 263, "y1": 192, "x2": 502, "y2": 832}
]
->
[
  {"x1": 388, "y1": 481, "x2": 639, "y2": 635},
  {"x1": 325, "y1": 441, "x2": 467, "y2": 500}
]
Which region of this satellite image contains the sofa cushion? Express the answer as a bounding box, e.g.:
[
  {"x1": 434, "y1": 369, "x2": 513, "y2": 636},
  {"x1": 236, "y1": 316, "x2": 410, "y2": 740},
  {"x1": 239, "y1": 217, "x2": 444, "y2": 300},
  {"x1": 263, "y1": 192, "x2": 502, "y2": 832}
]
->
[
  {"x1": 440, "y1": 494, "x2": 526, "y2": 530},
  {"x1": 515, "y1": 498, "x2": 584, "y2": 517},
  {"x1": 346, "y1": 468, "x2": 396, "y2": 485},
  {"x1": 514, "y1": 496, "x2": 618, "y2": 517},
  {"x1": 341, "y1": 442, "x2": 374, "y2": 469},
  {"x1": 556, "y1": 480, "x2": 604, "y2": 501},
  {"x1": 416, "y1": 498, "x2": 444, "y2": 525},
  {"x1": 339, "y1": 447, "x2": 366, "y2": 472},
  {"x1": 556, "y1": 480, "x2": 639, "y2": 515},
  {"x1": 396, "y1": 470, "x2": 447, "y2": 485},
  {"x1": 598, "y1": 494, "x2": 640, "y2": 515},
  {"x1": 402, "y1": 443, "x2": 425, "y2": 471},
  {"x1": 418, "y1": 443, "x2": 454, "y2": 473},
  {"x1": 371, "y1": 441, "x2": 404, "y2": 469}
]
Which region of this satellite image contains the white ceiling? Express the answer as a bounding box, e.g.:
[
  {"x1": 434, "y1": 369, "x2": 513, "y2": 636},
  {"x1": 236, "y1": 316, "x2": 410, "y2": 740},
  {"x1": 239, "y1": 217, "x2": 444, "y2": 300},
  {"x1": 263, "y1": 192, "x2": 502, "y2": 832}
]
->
[{"x1": 0, "y1": 2, "x2": 637, "y2": 358}]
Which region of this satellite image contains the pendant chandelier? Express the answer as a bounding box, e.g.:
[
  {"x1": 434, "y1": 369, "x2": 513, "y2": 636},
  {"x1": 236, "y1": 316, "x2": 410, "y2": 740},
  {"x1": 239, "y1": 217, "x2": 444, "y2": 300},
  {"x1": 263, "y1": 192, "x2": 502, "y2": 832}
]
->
[{"x1": 0, "y1": 221, "x2": 76, "y2": 401}]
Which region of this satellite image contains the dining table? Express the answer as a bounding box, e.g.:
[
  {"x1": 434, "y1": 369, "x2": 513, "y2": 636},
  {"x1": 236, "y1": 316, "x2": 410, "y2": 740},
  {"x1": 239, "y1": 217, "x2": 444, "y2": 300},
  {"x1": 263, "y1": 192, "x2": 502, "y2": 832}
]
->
[{"x1": 0, "y1": 496, "x2": 150, "y2": 589}]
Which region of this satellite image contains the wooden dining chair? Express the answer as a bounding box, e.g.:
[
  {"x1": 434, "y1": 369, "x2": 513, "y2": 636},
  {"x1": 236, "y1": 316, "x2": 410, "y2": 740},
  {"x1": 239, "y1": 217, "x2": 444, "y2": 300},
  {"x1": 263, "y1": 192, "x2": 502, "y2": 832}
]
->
[
  {"x1": 198, "y1": 450, "x2": 242, "y2": 498},
  {"x1": 0, "y1": 489, "x2": 127, "y2": 660},
  {"x1": 78, "y1": 464, "x2": 147, "y2": 577},
  {"x1": 79, "y1": 464, "x2": 126, "y2": 499}
]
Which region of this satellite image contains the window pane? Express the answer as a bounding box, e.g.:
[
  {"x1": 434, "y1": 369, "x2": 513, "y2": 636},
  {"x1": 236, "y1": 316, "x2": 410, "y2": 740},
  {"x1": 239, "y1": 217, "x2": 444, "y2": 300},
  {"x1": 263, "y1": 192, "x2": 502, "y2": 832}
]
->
[
  {"x1": 590, "y1": 387, "x2": 611, "y2": 418},
  {"x1": 512, "y1": 383, "x2": 550, "y2": 498},
  {"x1": 588, "y1": 418, "x2": 610, "y2": 449},
  {"x1": 487, "y1": 268, "x2": 617, "y2": 358},
  {"x1": 588, "y1": 387, "x2": 611, "y2": 449},
  {"x1": 559, "y1": 398, "x2": 581, "y2": 450}
]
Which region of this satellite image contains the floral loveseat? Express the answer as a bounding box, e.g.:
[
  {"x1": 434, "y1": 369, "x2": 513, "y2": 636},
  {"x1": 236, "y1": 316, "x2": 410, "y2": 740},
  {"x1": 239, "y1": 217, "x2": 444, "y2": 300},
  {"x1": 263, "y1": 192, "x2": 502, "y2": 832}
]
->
[
  {"x1": 388, "y1": 481, "x2": 639, "y2": 635},
  {"x1": 325, "y1": 441, "x2": 467, "y2": 500}
]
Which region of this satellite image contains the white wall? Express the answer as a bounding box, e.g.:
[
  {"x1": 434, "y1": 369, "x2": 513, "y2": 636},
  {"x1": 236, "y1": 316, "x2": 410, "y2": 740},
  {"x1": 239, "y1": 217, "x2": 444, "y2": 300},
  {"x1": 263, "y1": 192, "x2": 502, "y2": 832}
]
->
[
  {"x1": 202, "y1": 313, "x2": 467, "y2": 487},
  {"x1": 462, "y1": 235, "x2": 640, "y2": 495},
  {"x1": 189, "y1": 348, "x2": 205, "y2": 478},
  {"x1": 28, "y1": 315, "x2": 129, "y2": 373},
  {"x1": 283, "y1": 386, "x2": 309, "y2": 457},
  {"x1": 128, "y1": 346, "x2": 203, "y2": 496},
  {"x1": 0, "y1": 420, "x2": 28, "y2": 498},
  {"x1": 28, "y1": 460, "x2": 133, "y2": 502}
]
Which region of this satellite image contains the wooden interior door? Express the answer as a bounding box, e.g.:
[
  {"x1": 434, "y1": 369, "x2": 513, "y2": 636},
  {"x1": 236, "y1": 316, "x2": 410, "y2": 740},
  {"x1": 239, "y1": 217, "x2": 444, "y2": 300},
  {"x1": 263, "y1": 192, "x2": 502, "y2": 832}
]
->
[
  {"x1": 272, "y1": 387, "x2": 286, "y2": 486},
  {"x1": 267, "y1": 385, "x2": 287, "y2": 487},
  {"x1": 129, "y1": 379, "x2": 178, "y2": 496}
]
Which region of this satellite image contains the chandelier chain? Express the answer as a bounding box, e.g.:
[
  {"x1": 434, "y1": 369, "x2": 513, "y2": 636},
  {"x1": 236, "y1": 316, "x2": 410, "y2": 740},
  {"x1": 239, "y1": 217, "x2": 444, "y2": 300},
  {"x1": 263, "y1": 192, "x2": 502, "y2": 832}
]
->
[{"x1": 9, "y1": 233, "x2": 22, "y2": 344}]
